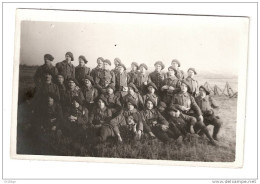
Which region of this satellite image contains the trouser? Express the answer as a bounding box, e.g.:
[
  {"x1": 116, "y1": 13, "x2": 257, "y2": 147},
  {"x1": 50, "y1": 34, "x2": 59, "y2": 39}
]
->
[
  {"x1": 168, "y1": 118, "x2": 186, "y2": 138},
  {"x1": 151, "y1": 126, "x2": 173, "y2": 143},
  {"x1": 203, "y1": 114, "x2": 222, "y2": 139},
  {"x1": 85, "y1": 102, "x2": 96, "y2": 114},
  {"x1": 95, "y1": 125, "x2": 115, "y2": 142}
]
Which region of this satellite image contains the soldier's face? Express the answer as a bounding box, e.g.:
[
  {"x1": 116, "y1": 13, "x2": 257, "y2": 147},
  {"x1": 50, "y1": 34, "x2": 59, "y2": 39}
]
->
[
  {"x1": 127, "y1": 103, "x2": 134, "y2": 111},
  {"x1": 131, "y1": 64, "x2": 137, "y2": 71},
  {"x1": 57, "y1": 76, "x2": 64, "y2": 84},
  {"x1": 146, "y1": 101, "x2": 154, "y2": 110},
  {"x1": 188, "y1": 70, "x2": 195, "y2": 77},
  {"x1": 103, "y1": 62, "x2": 109, "y2": 70},
  {"x1": 65, "y1": 54, "x2": 72, "y2": 62},
  {"x1": 47, "y1": 97, "x2": 54, "y2": 106},
  {"x1": 155, "y1": 64, "x2": 162, "y2": 71},
  {"x1": 72, "y1": 100, "x2": 80, "y2": 108},
  {"x1": 97, "y1": 60, "x2": 103, "y2": 68},
  {"x1": 45, "y1": 74, "x2": 52, "y2": 82},
  {"x1": 118, "y1": 66, "x2": 124, "y2": 73},
  {"x1": 98, "y1": 99, "x2": 105, "y2": 109},
  {"x1": 84, "y1": 79, "x2": 91, "y2": 86},
  {"x1": 115, "y1": 61, "x2": 119, "y2": 67},
  {"x1": 181, "y1": 83, "x2": 188, "y2": 93},
  {"x1": 128, "y1": 87, "x2": 135, "y2": 95},
  {"x1": 44, "y1": 59, "x2": 51, "y2": 65},
  {"x1": 199, "y1": 88, "x2": 206, "y2": 97},
  {"x1": 107, "y1": 88, "x2": 114, "y2": 95},
  {"x1": 68, "y1": 81, "x2": 76, "y2": 89},
  {"x1": 167, "y1": 70, "x2": 174, "y2": 77},
  {"x1": 139, "y1": 66, "x2": 145, "y2": 73},
  {"x1": 148, "y1": 86, "x2": 155, "y2": 93},
  {"x1": 171, "y1": 62, "x2": 178, "y2": 69},
  {"x1": 79, "y1": 58, "x2": 84, "y2": 66}
]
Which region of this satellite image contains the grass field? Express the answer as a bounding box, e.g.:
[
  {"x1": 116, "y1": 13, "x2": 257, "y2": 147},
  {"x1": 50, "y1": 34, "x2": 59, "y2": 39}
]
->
[{"x1": 16, "y1": 65, "x2": 237, "y2": 162}]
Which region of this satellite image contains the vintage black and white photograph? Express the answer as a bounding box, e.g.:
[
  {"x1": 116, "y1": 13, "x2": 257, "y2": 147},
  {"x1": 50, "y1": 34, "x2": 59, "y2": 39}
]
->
[{"x1": 12, "y1": 9, "x2": 249, "y2": 166}]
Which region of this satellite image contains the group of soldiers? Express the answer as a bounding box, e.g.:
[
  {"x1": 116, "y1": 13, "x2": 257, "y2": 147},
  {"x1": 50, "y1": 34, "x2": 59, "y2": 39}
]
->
[{"x1": 30, "y1": 51, "x2": 223, "y2": 150}]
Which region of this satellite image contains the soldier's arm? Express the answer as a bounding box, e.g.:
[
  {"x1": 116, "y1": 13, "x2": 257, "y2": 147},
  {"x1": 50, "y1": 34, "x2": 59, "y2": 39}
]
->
[
  {"x1": 209, "y1": 96, "x2": 219, "y2": 109},
  {"x1": 190, "y1": 96, "x2": 202, "y2": 116},
  {"x1": 157, "y1": 111, "x2": 169, "y2": 126}
]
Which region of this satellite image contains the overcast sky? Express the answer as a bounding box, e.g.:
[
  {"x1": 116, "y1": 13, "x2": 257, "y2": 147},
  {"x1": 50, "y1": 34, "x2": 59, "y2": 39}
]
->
[{"x1": 19, "y1": 12, "x2": 249, "y2": 76}]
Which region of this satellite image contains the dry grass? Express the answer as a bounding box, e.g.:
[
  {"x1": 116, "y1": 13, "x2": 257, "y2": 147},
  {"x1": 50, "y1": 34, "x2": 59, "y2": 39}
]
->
[{"x1": 16, "y1": 65, "x2": 237, "y2": 162}]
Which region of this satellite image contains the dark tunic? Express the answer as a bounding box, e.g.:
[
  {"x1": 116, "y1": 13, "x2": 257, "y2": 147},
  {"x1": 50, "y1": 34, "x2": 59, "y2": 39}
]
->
[
  {"x1": 134, "y1": 72, "x2": 149, "y2": 94},
  {"x1": 75, "y1": 65, "x2": 91, "y2": 85},
  {"x1": 56, "y1": 60, "x2": 75, "y2": 80},
  {"x1": 148, "y1": 71, "x2": 165, "y2": 90},
  {"x1": 34, "y1": 64, "x2": 58, "y2": 86},
  {"x1": 127, "y1": 70, "x2": 138, "y2": 84},
  {"x1": 123, "y1": 93, "x2": 144, "y2": 110},
  {"x1": 115, "y1": 71, "x2": 128, "y2": 91},
  {"x1": 185, "y1": 77, "x2": 199, "y2": 96}
]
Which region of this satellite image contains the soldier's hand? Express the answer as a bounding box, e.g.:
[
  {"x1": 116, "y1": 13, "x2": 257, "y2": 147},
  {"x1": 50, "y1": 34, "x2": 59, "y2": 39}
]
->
[
  {"x1": 198, "y1": 115, "x2": 204, "y2": 122},
  {"x1": 51, "y1": 126, "x2": 56, "y2": 131},
  {"x1": 161, "y1": 125, "x2": 169, "y2": 131}
]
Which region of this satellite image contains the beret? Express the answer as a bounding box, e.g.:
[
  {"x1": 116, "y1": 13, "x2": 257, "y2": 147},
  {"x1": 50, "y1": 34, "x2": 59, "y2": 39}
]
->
[
  {"x1": 56, "y1": 73, "x2": 65, "y2": 78},
  {"x1": 106, "y1": 84, "x2": 115, "y2": 91},
  {"x1": 72, "y1": 96, "x2": 83, "y2": 105},
  {"x1": 44, "y1": 54, "x2": 54, "y2": 61},
  {"x1": 79, "y1": 55, "x2": 88, "y2": 64},
  {"x1": 114, "y1": 58, "x2": 122, "y2": 65},
  {"x1": 97, "y1": 57, "x2": 104, "y2": 62},
  {"x1": 82, "y1": 75, "x2": 94, "y2": 85},
  {"x1": 199, "y1": 85, "x2": 210, "y2": 95},
  {"x1": 146, "y1": 82, "x2": 158, "y2": 91},
  {"x1": 128, "y1": 83, "x2": 138, "y2": 93},
  {"x1": 98, "y1": 96, "x2": 109, "y2": 106},
  {"x1": 66, "y1": 78, "x2": 79, "y2": 86},
  {"x1": 125, "y1": 97, "x2": 138, "y2": 108},
  {"x1": 158, "y1": 101, "x2": 167, "y2": 109},
  {"x1": 139, "y1": 63, "x2": 148, "y2": 70},
  {"x1": 187, "y1": 67, "x2": 197, "y2": 75},
  {"x1": 117, "y1": 63, "x2": 126, "y2": 71},
  {"x1": 180, "y1": 80, "x2": 191, "y2": 93},
  {"x1": 103, "y1": 59, "x2": 111, "y2": 66},
  {"x1": 154, "y1": 61, "x2": 165, "y2": 70},
  {"x1": 168, "y1": 66, "x2": 176, "y2": 71},
  {"x1": 171, "y1": 59, "x2": 181, "y2": 67},
  {"x1": 145, "y1": 97, "x2": 156, "y2": 107},
  {"x1": 131, "y1": 62, "x2": 139, "y2": 68},
  {"x1": 65, "y1": 52, "x2": 74, "y2": 61}
]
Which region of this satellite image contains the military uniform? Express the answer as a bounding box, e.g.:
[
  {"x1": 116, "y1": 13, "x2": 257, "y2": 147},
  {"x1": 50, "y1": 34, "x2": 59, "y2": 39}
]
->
[
  {"x1": 185, "y1": 76, "x2": 199, "y2": 96},
  {"x1": 75, "y1": 65, "x2": 91, "y2": 86},
  {"x1": 143, "y1": 93, "x2": 159, "y2": 107},
  {"x1": 195, "y1": 95, "x2": 222, "y2": 140},
  {"x1": 63, "y1": 88, "x2": 85, "y2": 113},
  {"x1": 90, "y1": 67, "x2": 103, "y2": 84},
  {"x1": 96, "y1": 69, "x2": 115, "y2": 90},
  {"x1": 34, "y1": 64, "x2": 58, "y2": 86},
  {"x1": 127, "y1": 70, "x2": 138, "y2": 84},
  {"x1": 115, "y1": 71, "x2": 128, "y2": 92},
  {"x1": 175, "y1": 68, "x2": 185, "y2": 80},
  {"x1": 123, "y1": 93, "x2": 144, "y2": 110},
  {"x1": 148, "y1": 71, "x2": 165, "y2": 93},
  {"x1": 161, "y1": 77, "x2": 181, "y2": 104},
  {"x1": 56, "y1": 61, "x2": 75, "y2": 80},
  {"x1": 134, "y1": 72, "x2": 149, "y2": 95},
  {"x1": 81, "y1": 85, "x2": 99, "y2": 112}
]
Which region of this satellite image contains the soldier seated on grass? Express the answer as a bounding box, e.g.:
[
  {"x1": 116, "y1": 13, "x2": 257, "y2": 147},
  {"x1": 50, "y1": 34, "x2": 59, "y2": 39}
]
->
[
  {"x1": 123, "y1": 83, "x2": 144, "y2": 111},
  {"x1": 140, "y1": 98, "x2": 175, "y2": 143},
  {"x1": 63, "y1": 96, "x2": 88, "y2": 150},
  {"x1": 75, "y1": 55, "x2": 91, "y2": 87},
  {"x1": 170, "y1": 80, "x2": 217, "y2": 146},
  {"x1": 195, "y1": 86, "x2": 223, "y2": 141},
  {"x1": 89, "y1": 97, "x2": 124, "y2": 143}
]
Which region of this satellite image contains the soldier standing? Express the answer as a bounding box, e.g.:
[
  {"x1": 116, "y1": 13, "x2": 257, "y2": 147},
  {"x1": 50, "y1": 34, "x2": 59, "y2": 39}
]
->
[
  {"x1": 135, "y1": 63, "x2": 149, "y2": 95},
  {"x1": 127, "y1": 62, "x2": 139, "y2": 84},
  {"x1": 185, "y1": 68, "x2": 199, "y2": 97},
  {"x1": 56, "y1": 52, "x2": 75, "y2": 80},
  {"x1": 96, "y1": 59, "x2": 115, "y2": 90},
  {"x1": 114, "y1": 63, "x2": 128, "y2": 92},
  {"x1": 170, "y1": 59, "x2": 185, "y2": 80},
  {"x1": 148, "y1": 61, "x2": 165, "y2": 97},
  {"x1": 90, "y1": 57, "x2": 104, "y2": 85},
  {"x1": 75, "y1": 55, "x2": 91, "y2": 87}
]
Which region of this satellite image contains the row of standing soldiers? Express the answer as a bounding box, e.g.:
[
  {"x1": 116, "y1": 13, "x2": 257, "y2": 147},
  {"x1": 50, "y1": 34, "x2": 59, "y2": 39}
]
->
[{"x1": 30, "y1": 52, "x2": 222, "y2": 148}]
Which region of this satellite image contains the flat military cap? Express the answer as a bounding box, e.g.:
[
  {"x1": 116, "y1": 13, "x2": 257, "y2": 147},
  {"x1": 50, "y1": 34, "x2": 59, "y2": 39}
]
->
[
  {"x1": 56, "y1": 73, "x2": 65, "y2": 78},
  {"x1": 131, "y1": 62, "x2": 139, "y2": 68},
  {"x1": 66, "y1": 78, "x2": 79, "y2": 86},
  {"x1": 43, "y1": 71, "x2": 53, "y2": 76},
  {"x1": 145, "y1": 97, "x2": 156, "y2": 107},
  {"x1": 187, "y1": 67, "x2": 197, "y2": 75},
  {"x1": 139, "y1": 63, "x2": 148, "y2": 70},
  {"x1": 180, "y1": 80, "x2": 191, "y2": 93},
  {"x1": 171, "y1": 59, "x2": 181, "y2": 67},
  {"x1": 106, "y1": 84, "x2": 116, "y2": 91},
  {"x1": 82, "y1": 75, "x2": 94, "y2": 85},
  {"x1": 158, "y1": 101, "x2": 167, "y2": 109},
  {"x1": 117, "y1": 63, "x2": 126, "y2": 70},
  {"x1": 79, "y1": 55, "x2": 88, "y2": 64},
  {"x1": 146, "y1": 82, "x2": 158, "y2": 91},
  {"x1": 44, "y1": 54, "x2": 54, "y2": 61},
  {"x1": 126, "y1": 97, "x2": 138, "y2": 108},
  {"x1": 114, "y1": 58, "x2": 122, "y2": 65},
  {"x1": 65, "y1": 52, "x2": 74, "y2": 61},
  {"x1": 128, "y1": 83, "x2": 138, "y2": 93},
  {"x1": 199, "y1": 85, "x2": 210, "y2": 95},
  {"x1": 72, "y1": 96, "x2": 83, "y2": 105},
  {"x1": 154, "y1": 61, "x2": 165, "y2": 70},
  {"x1": 103, "y1": 59, "x2": 111, "y2": 66}
]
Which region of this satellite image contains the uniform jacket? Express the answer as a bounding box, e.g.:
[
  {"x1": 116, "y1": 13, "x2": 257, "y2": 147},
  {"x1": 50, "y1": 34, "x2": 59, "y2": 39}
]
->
[
  {"x1": 81, "y1": 85, "x2": 99, "y2": 104},
  {"x1": 127, "y1": 70, "x2": 139, "y2": 84},
  {"x1": 148, "y1": 71, "x2": 165, "y2": 89},
  {"x1": 75, "y1": 65, "x2": 91, "y2": 85},
  {"x1": 195, "y1": 95, "x2": 219, "y2": 114},
  {"x1": 35, "y1": 82, "x2": 60, "y2": 101},
  {"x1": 100, "y1": 93, "x2": 121, "y2": 108},
  {"x1": 90, "y1": 66, "x2": 103, "y2": 85},
  {"x1": 140, "y1": 108, "x2": 169, "y2": 127},
  {"x1": 34, "y1": 64, "x2": 58, "y2": 86},
  {"x1": 65, "y1": 105, "x2": 88, "y2": 126},
  {"x1": 143, "y1": 93, "x2": 159, "y2": 107},
  {"x1": 134, "y1": 72, "x2": 149, "y2": 94},
  {"x1": 185, "y1": 77, "x2": 199, "y2": 96},
  {"x1": 96, "y1": 69, "x2": 115, "y2": 89},
  {"x1": 89, "y1": 106, "x2": 113, "y2": 126},
  {"x1": 115, "y1": 71, "x2": 128, "y2": 91},
  {"x1": 171, "y1": 91, "x2": 202, "y2": 117},
  {"x1": 123, "y1": 93, "x2": 144, "y2": 110},
  {"x1": 63, "y1": 88, "x2": 85, "y2": 113},
  {"x1": 56, "y1": 60, "x2": 75, "y2": 80},
  {"x1": 175, "y1": 68, "x2": 185, "y2": 80},
  {"x1": 123, "y1": 108, "x2": 143, "y2": 131}
]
